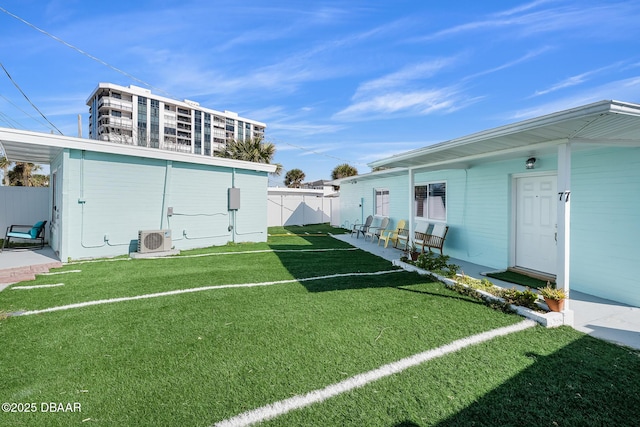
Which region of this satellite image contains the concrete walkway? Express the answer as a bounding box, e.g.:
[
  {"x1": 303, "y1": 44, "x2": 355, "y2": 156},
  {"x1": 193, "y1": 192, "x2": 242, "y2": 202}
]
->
[{"x1": 333, "y1": 233, "x2": 640, "y2": 350}]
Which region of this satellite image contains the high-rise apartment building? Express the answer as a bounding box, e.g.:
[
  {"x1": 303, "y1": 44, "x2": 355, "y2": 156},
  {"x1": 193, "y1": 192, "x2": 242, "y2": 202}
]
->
[{"x1": 86, "y1": 83, "x2": 266, "y2": 156}]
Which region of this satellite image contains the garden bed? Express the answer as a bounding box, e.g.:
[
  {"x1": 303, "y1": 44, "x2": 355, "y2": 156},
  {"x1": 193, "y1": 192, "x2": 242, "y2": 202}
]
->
[{"x1": 392, "y1": 259, "x2": 566, "y2": 328}]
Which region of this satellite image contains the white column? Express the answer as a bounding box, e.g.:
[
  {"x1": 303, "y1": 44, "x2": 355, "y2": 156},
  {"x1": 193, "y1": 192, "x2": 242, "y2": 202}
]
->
[
  {"x1": 408, "y1": 168, "x2": 415, "y2": 245},
  {"x1": 557, "y1": 143, "x2": 573, "y2": 325}
]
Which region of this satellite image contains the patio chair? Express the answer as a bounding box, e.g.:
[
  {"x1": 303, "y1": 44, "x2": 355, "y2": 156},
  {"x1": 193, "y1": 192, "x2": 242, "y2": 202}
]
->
[
  {"x1": 415, "y1": 223, "x2": 449, "y2": 254},
  {"x1": 364, "y1": 216, "x2": 390, "y2": 243},
  {"x1": 351, "y1": 215, "x2": 373, "y2": 239},
  {"x1": 1, "y1": 220, "x2": 47, "y2": 253},
  {"x1": 394, "y1": 228, "x2": 409, "y2": 250},
  {"x1": 378, "y1": 219, "x2": 406, "y2": 248},
  {"x1": 394, "y1": 222, "x2": 428, "y2": 250},
  {"x1": 411, "y1": 222, "x2": 431, "y2": 253}
]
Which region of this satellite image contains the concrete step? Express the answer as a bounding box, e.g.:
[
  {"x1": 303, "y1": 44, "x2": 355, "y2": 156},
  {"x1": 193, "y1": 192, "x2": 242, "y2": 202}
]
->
[{"x1": 0, "y1": 262, "x2": 63, "y2": 285}]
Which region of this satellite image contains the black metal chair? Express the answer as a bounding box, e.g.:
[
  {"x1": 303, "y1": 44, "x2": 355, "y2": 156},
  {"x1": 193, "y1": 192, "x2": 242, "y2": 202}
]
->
[{"x1": 1, "y1": 220, "x2": 47, "y2": 252}]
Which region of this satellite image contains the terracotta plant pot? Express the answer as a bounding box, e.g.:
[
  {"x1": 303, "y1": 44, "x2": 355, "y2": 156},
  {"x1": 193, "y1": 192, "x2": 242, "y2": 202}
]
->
[
  {"x1": 410, "y1": 251, "x2": 420, "y2": 261},
  {"x1": 544, "y1": 297, "x2": 565, "y2": 312}
]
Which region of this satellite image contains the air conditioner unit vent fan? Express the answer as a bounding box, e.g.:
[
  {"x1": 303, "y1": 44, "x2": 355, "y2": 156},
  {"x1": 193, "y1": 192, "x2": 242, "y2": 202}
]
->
[{"x1": 138, "y1": 229, "x2": 172, "y2": 253}]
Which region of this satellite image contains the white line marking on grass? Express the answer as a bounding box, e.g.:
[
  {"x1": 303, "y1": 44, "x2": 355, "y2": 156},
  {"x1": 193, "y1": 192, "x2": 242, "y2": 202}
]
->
[
  {"x1": 11, "y1": 283, "x2": 64, "y2": 290},
  {"x1": 148, "y1": 248, "x2": 358, "y2": 260},
  {"x1": 39, "y1": 270, "x2": 82, "y2": 276},
  {"x1": 68, "y1": 258, "x2": 132, "y2": 265},
  {"x1": 213, "y1": 319, "x2": 537, "y2": 427},
  {"x1": 12, "y1": 270, "x2": 401, "y2": 317},
  {"x1": 66, "y1": 248, "x2": 357, "y2": 264}
]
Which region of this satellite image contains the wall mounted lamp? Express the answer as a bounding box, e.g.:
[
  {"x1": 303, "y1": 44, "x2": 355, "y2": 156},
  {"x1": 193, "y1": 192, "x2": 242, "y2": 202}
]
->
[{"x1": 525, "y1": 157, "x2": 536, "y2": 169}]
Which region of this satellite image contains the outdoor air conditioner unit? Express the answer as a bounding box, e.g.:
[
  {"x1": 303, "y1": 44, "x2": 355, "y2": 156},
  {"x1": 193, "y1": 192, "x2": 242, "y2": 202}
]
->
[{"x1": 138, "y1": 229, "x2": 172, "y2": 253}]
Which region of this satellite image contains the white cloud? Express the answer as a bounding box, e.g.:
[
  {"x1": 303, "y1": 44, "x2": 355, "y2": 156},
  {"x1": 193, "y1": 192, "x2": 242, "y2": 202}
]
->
[
  {"x1": 354, "y1": 57, "x2": 459, "y2": 96},
  {"x1": 269, "y1": 121, "x2": 345, "y2": 136},
  {"x1": 531, "y1": 62, "x2": 627, "y2": 97},
  {"x1": 463, "y1": 47, "x2": 552, "y2": 81},
  {"x1": 333, "y1": 86, "x2": 479, "y2": 122},
  {"x1": 494, "y1": 0, "x2": 558, "y2": 17},
  {"x1": 509, "y1": 76, "x2": 640, "y2": 120},
  {"x1": 333, "y1": 54, "x2": 476, "y2": 122},
  {"x1": 417, "y1": 1, "x2": 640, "y2": 41},
  {"x1": 213, "y1": 6, "x2": 353, "y2": 52}
]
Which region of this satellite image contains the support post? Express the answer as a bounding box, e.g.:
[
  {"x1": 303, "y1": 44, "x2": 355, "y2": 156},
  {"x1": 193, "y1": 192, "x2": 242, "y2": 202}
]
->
[
  {"x1": 408, "y1": 168, "x2": 415, "y2": 247},
  {"x1": 557, "y1": 143, "x2": 574, "y2": 325}
]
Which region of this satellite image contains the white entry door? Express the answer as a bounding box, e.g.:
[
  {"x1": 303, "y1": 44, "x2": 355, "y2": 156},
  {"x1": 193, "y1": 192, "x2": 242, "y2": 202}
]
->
[
  {"x1": 515, "y1": 175, "x2": 557, "y2": 274},
  {"x1": 49, "y1": 169, "x2": 62, "y2": 257}
]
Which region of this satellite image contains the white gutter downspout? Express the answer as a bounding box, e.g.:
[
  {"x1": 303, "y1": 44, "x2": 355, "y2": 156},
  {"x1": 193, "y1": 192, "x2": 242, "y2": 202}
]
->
[
  {"x1": 231, "y1": 168, "x2": 236, "y2": 243},
  {"x1": 557, "y1": 142, "x2": 574, "y2": 326},
  {"x1": 160, "y1": 161, "x2": 172, "y2": 229}
]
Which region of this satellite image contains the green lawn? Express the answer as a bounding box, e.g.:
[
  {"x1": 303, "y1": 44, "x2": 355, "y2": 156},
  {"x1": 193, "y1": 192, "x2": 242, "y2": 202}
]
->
[{"x1": 0, "y1": 225, "x2": 638, "y2": 426}]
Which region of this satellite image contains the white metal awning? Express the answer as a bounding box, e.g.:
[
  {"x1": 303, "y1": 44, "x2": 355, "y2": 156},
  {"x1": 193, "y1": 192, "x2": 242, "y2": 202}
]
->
[
  {"x1": 0, "y1": 127, "x2": 277, "y2": 173},
  {"x1": 368, "y1": 100, "x2": 640, "y2": 171}
]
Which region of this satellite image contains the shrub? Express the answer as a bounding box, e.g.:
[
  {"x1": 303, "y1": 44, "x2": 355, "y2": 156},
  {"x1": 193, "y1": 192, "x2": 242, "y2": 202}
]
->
[
  {"x1": 414, "y1": 252, "x2": 459, "y2": 277},
  {"x1": 499, "y1": 287, "x2": 539, "y2": 310}
]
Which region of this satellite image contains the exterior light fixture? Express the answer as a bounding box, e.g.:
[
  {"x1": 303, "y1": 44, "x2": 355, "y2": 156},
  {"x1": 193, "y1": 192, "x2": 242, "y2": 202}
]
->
[{"x1": 525, "y1": 157, "x2": 536, "y2": 169}]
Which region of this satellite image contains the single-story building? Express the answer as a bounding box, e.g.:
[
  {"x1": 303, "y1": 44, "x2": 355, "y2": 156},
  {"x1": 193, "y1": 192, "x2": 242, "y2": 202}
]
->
[
  {"x1": 0, "y1": 127, "x2": 276, "y2": 261},
  {"x1": 336, "y1": 100, "x2": 640, "y2": 309}
]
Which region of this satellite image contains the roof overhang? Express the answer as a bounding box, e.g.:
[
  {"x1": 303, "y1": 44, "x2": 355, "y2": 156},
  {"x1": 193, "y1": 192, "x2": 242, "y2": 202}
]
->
[
  {"x1": 330, "y1": 167, "x2": 409, "y2": 185},
  {"x1": 0, "y1": 127, "x2": 277, "y2": 173},
  {"x1": 369, "y1": 100, "x2": 640, "y2": 171}
]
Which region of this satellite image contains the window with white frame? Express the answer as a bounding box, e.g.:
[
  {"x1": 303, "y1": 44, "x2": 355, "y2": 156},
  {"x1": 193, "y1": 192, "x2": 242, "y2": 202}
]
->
[
  {"x1": 414, "y1": 182, "x2": 446, "y2": 221},
  {"x1": 375, "y1": 189, "x2": 389, "y2": 216}
]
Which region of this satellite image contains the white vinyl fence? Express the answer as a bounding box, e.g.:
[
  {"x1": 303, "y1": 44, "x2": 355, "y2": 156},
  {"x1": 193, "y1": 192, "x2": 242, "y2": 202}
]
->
[
  {"x1": 0, "y1": 186, "x2": 49, "y2": 240},
  {"x1": 267, "y1": 193, "x2": 339, "y2": 227}
]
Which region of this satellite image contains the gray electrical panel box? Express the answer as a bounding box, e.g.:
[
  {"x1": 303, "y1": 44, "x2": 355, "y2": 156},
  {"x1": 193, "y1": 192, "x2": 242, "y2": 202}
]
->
[{"x1": 228, "y1": 188, "x2": 240, "y2": 210}]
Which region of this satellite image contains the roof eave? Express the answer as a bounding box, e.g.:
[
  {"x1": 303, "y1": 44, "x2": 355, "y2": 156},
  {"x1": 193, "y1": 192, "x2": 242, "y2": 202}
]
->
[
  {"x1": 0, "y1": 127, "x2": 277, "y2": 173},
  {"x1": 330, "y1": 167, "x2": 409, "y2": 185},
  {"x1": 369, "y1": 100, "x2": 640, "y2": 169}
]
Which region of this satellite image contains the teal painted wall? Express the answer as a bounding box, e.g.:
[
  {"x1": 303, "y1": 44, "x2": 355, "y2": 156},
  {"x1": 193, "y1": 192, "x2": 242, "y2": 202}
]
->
[
  {"x1": 60, "y1": 149, "x2": 269, "y2": 260},
  {"x1": 338, "y1": 173, "x2": 410, "y2": 233},
  {"x1": 166, "y1": 162, "x2": 233, "y2": 245},
  {"x1": 233, "y1": 169, "x2": 270, "y2": 242},
  {"x1": 571, "y1": 147, "x2": 640, "y2": 306}
]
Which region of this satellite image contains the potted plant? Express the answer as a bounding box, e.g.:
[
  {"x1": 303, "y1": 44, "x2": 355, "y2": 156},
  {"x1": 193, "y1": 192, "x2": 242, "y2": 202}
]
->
[
  {"x1": 405, "y1": 243, "x2": 420, "y2": 261},
  {"x1": 539, "y1": 284, "x2": 567, "y2": 312}
]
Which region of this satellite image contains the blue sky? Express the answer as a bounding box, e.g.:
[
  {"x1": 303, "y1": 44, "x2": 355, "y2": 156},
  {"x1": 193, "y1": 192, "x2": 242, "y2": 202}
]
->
[{"x1": 1, "y1": 0, "x2": 639, "y2": 184}]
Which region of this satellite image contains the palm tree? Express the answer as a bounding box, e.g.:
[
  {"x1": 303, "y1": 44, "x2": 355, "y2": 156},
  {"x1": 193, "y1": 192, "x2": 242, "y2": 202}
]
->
[
  {"x1": 271, "y1": 162, "x2": 283, "y2": 176},
  {"x1": 219, "y1": 137, "x2": 281, "y2": 177},
  {"x1": 284, "y1": 168, "x2": 305, "y2": 188},
  {"x1": 30, "y1": 174, "x2": 50, "y2": 187},
  {"x1": 331, "y1": 163, "x2": 358, "y2": 190},
  {"x1": 0, "y1": 156, "x2": 10, "y2": 186},
  {"x1": 7, "y1": 162, "x2": 43, "y2": 186},
  {"x1": 220, "y1": 137, "x2": 275, "y2": 163},
  {"x1": 331, "y1": 163, "x2": 358, "y2": 180}
]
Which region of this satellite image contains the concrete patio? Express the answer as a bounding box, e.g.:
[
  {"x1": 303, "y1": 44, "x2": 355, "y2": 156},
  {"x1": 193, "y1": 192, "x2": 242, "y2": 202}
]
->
[
  {"x1": 334, "y1": 233, "x2": 640, "y2": 351},
  {"x1": 0, "y1": 246, "x2": 62, "y2": 290}
]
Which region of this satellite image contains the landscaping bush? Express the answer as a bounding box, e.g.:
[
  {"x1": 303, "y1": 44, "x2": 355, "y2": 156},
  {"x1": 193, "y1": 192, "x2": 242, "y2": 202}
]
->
[
  {"x1": 413, "y1": 251, "x2": 459, "y2": 277},
  {"x1": 498, "y1": 287, "x2": 539, "y2": 310}
]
